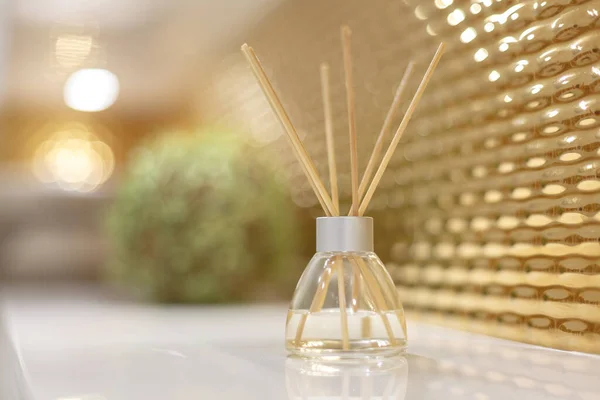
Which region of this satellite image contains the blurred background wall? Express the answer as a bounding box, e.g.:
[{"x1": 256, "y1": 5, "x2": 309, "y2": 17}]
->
[
  {"x1": 0, "y1": 0, "x2": 599, "y2": 352},
  {"x1": 0, "y1": 0, "x2": 282, "y2": 279}
]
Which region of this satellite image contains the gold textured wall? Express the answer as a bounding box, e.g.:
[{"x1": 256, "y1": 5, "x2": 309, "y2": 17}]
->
[{"x1": 198, "y1": 0, "x2": 600, "y2": 353}]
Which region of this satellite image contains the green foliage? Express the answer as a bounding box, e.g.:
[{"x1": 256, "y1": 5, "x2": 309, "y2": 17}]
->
[{"x1": 107, "y1": 132, "x2": 298, "y2": 303}]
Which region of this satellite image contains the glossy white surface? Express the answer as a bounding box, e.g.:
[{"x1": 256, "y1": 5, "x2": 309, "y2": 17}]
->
[{"x1": 1, "y1": 285, "x2": 599, "y2": 400}]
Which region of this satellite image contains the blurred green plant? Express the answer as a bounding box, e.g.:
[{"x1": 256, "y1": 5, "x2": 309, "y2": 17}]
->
[{"x1": 107, "y1": 131, "x2": 299, "y2": 303}]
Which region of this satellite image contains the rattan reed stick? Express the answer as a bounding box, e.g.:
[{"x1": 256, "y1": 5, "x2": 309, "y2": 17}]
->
[
  {"x1": 351, "y1": 258, "x2": 361, "y2": 313},
  {"x1": 310, "y1": 266, "x2": 334, "y2": 313},
  {"x1": 358, "y1": 43, "x2": 446, "y2": 216},
  {"x1": 293, "y1": 264, "x2": 334, "y2": 345},
  {"x1": 395, "y1": 310, "x2": 407, "y2": 341},
  {"x1": 340, "y1": 27, "x2": 363, "y2": 323},
  {"x1": 361, "y1": 316, "x2": 372, "y2": 338},
  {"x1": 356, "y1": 61, "x2": 415, "y2": 203},
  {"x1": 341, "y1": 26, "x2": 359, "y2": 216},
  {"x1": 322, "y1": 61, "x2": 361, "y2": 320},
  {"x1": 354, "y1": 257, "x2": 396, "y2": 345},
  {"x1": 294, "y1": 59, "x2": 352, "y2": 348},
  {"x1": 336, "y1": 256, "x2": 350, "y2": 350},
  {"x1": 241, "y1": 44, "x2": 336, "y2": 216},
  {"x1": 348, "y1": 258, "x2": 374, "y2": 339},
  {"x1": 320, "y1": 63, "x2": 340, "y2": 215},
  {"x1": 358, "y1": 256, "x2": 406, "y2": 340},
  {"x1": 293, "y1": 312, "x2": 308, "y2": 346}
]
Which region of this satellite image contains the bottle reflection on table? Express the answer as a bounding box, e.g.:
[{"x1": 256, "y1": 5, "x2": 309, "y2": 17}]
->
[{"x1": 285, "y1": 356, "x2": 408, "y2": 400}]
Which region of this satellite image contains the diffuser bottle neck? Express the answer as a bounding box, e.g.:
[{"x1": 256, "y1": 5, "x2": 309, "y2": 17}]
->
[{"x1": 316, "y1": 217, "x2": 374, "y2": 252}]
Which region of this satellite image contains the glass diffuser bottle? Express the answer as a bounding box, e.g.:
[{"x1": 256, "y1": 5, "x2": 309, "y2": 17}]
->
[
  {"x1": 286, "y1": 217, "x2": 407, "y2": 359},
  {"x1": 242, "y1": 27, "x2": 443, "y2": 360}
]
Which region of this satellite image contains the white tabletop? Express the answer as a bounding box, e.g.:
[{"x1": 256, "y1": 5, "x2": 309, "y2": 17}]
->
[{"x1": 1, "y1": 284, "x2": 599, "y2": 400}]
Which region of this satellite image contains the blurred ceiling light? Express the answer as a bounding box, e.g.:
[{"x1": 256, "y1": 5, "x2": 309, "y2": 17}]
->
[
  {"x1": 484, "y1": 22, "x2": 495, "y2": 32},
  {"x1": 460, "y1": 27, "x2": 477, "y2": 43},
  {"x1": 55, "y1": 34, "x2": 93, "y2": 68},
  {"x1": 64, "y1": 68, "x2": 119, "y2": 112},
  {"x1": 17, "y1": 0, "x2": 167, "y2": 30},
  {"x1": 447, "y1": 9, "x2": 466, "y2": 26}
]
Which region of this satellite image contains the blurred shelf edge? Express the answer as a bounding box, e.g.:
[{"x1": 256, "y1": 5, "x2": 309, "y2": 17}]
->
[
  {"x1": 0, "y1": 166, "x2": 116, "y2": 199},
  {"x1": 0, "y1": 311, "x2": 30, "y2": 400},
  {"x1": 0, "y1": 166, "x2": 114, "y2": 282}
]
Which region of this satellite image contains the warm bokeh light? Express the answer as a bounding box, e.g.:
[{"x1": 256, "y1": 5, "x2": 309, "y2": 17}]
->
[
  {"x1": 54, "y1": 34, "x2": 94, "y2": 69},
  {"x1": 426, "y1": 24, "x2": 437, "y2": 36},
  {"x1": 64, "y1": 68, "x2": 119, "y2": 112},
  {"x1": 514, "y1": 59, "x2": 529, "y2": 72},
  {"x1": 474, "y1": 48, "x2": 488, "y2": 62},
  {"x1": 434, "y1": 0, "x2": 453, "y2": 9},
  {"x1": 414, "y1": 5, "x2": 427, "y2": 20},
  {"x1": 531, "y1": 84, "x2": 543, "y2": 94},
  {"x1": 460, "y1": 27, "x2": 477, "y2": 43},
  {"x1": 32, "y1": 127, "x2": 114, "y2": 192},
  {"x1": 447, "y1": 9, "x2": 465, "y2": 26},
  {"x1": 470, "y1": 3, "x2": 482, "y2": 14}
]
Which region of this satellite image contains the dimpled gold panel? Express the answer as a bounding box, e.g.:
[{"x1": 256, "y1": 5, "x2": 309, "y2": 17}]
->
[{"x1": 198, "y1": 0, "x2": 600, "y2": 352}]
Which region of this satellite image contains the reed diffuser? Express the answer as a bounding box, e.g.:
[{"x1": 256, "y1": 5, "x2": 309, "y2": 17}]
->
[{"x1": 242, "y1": 27, "x2": 444, "y2": 359}]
